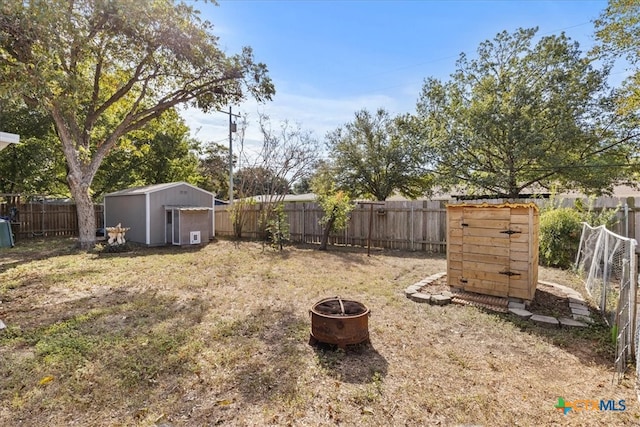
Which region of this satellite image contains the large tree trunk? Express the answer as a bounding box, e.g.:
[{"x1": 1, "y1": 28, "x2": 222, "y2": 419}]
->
[
  {"x1": 53, "y1": 106, "x2": 103, "y2": 251},
  {"x1": 318, "y1": 210, "x2": 336, "y2": 251},
  {"x1": 68, "y1": 174, "x2": 96, "y2": 250}
]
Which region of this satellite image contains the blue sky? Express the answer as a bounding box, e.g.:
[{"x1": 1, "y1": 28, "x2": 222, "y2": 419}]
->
[{"x1": 180, "y1": 0, "x2": 615, "y2": 156}]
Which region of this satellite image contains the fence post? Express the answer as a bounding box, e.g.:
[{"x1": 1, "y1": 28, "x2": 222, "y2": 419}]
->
[
  {"x1": 631, "y1": 239, "x2": 638, "y2": 359},
  {"x1": 602, "y1": 233, "x2": 609, "y2": 314},
  {"x1": 625, "y1": 203, "x2": 630, "y2": 238},
  {"x1": 410, "y1": 204, "x2": 414, "y2": 252}
]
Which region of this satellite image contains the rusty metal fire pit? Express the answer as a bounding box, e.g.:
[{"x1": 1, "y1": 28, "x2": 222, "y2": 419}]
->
[{"x1": 309, "y1": 297, "x2": 370, "y2": 348}]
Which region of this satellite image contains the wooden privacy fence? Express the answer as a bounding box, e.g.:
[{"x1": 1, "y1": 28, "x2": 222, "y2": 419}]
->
[
  {"x1": 0, "y1": 202, "x2": 104, "y2": 240},
  {"x1": 1, "y1": 195, "x2": 637, "y2": 248},
  {"x1": 215, "y1": 196, "x2": 640, "y2": 254},
  {"x1": 215, "y1": 201, "x2": 449, "y2": 253}
]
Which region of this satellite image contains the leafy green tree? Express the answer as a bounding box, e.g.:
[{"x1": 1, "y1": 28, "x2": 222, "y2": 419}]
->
[
  {"x1": 265, "y1": 202, "x2": 290, "y2": 251},
  {"x1": 0, "y1": 100, "x2": 68, "y2": 197},
  {"x1": 292, "y1": 177, "x2": 312, "y2": 195},
  {"x1": 198, "y1": 142, "x2": 232, "y2": 199},
  {"x1": 594, "y1": 0, "x2": 640, "y2": 115},
  {"x1": 0, "y1": 0, "x2": 274, "y2": 248},
  {"x1": 131, "y1": 113, "x2": 202, "y2": 187},
  {"x1": 311, "y1": 164, "x2": 355, "y2": 251},
  {"x1": 412, "y1": 27, "x2": 637, "y2": 198},
  {"x1": 0, "y1": 103, "x2": 203, "y2": 201},
  {"x1": 326, "y1": 108, "x2": 432, "y2": 201},
  {"x1": 92, "y1": 108, "x2": 202, "y2": 199}
]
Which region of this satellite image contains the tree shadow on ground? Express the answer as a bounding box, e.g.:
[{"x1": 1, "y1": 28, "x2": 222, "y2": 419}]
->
[
  {"x1": 0, "y1": 287, "x2": 207, "y2": 424},
  {"x1": 459, "y1": 297, "x2": 615, "y2": 369},
  {"x1": 93, "y1": 240, "x2": 210, "y2": 259},
  {"x1": 0, "y1": 237, "x2": 213, "y2": 272},
  {"x1": 222, "y1": 306, "x2": 390, "y2": 407},
  {"x1": 501, "y1": 283, "x2": 616, "y2": 368},
  {"x1": 0, "y1": 266, "x2": 105, "y2": 308},
  {"x1": 502, "y1": 309, "x2": 615, "y2": 368},
  {"x1": 218, "y1": 307, "x2": 310, "y2": 404},
  {"x1": 289, "y1": 243, "x2": 372, "y2": 266},
  {"x1": 293, "y1": 241, "x2": 446, "y2": 263},
  {"x1": 0, "y1": 237, "x2": 79, "y2": 273},
  {"x1": 418, "y1": 274, "x2": 616, "y2": 369},
  {"x1": 311, "y1": 341, "x2": 389, "y2": 384}
]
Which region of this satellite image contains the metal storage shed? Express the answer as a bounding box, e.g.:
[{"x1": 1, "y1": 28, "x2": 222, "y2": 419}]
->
[{"x1": 103, "y1": 182, "x2": 215, "y2": 246}]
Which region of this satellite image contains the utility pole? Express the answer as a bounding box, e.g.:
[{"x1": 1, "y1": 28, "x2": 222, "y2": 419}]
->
[{"x1": 218, "y1": 107, "x2": 240, "y2": 204}]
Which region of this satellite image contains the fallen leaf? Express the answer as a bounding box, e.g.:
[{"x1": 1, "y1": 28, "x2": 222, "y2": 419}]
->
[
  {"x1": 39, "y1": 376, "x2": 54, "y2": 385},
  {"x1": 361, "y1": 407, "x2": 374, "y2": 415}
]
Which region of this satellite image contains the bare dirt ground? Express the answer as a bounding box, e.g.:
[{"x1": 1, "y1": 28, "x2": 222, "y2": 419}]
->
[{"x1": 0, "y1": 238, "x2": 638, "y2": 426}]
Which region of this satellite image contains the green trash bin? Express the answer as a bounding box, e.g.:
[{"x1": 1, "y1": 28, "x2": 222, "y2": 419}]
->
[{"x1": 0, "y1": 219, "x2": 14, "y2": 248}]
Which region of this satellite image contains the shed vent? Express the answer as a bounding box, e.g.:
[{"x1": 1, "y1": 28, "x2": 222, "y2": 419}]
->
[{"x1": 189, "y1": 231, "x2": 201, "y2": 245}]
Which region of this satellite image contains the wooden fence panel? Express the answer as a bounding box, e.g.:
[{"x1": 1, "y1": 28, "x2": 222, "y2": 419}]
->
[
  {"x1": 213, "y1": 197, "x2": 638, "y2": 254},
  {"x1": 0, "y1": 202, "x2": 104, "y2": 240},
  {"x1": 2, "y1": 196, "x2": 634, "y2": 248},
  {"x1": 214, "y1": 200, "x2": 450, "y2": 253}
]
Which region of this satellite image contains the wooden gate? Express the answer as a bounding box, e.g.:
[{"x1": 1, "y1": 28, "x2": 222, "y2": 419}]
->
[{"x1": 447, "y1": 203, "x2": 539, "y2": 301}]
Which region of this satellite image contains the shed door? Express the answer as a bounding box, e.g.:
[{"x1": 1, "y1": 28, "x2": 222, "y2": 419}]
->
[
  {"x1": 460, "y1": 207, "x2": 512, "y2": 297},
  {"x1": 166, "y1": 211, "x2": 172, "y2": 244},
  {"x1": 172, "y1": 209, "x2": 180, "y2": 245}
]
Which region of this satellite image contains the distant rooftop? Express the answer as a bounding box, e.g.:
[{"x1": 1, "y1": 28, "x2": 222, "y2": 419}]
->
[
  {"x1": 244, "y1": 193, "x2": 317, "y2": 203},
  {"x1": 0, "y1": 132, "x2": 19, "y2": 151}
]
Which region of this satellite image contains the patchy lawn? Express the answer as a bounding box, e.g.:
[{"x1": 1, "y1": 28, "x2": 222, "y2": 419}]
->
[{"x1": 0, "y1": 238, "x2": 638, "y2": 426}]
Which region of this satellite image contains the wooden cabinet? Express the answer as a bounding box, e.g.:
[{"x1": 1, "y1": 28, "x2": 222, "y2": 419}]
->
[{"x1": 447, "y1": 203, "x2": 539, "y2": 301}]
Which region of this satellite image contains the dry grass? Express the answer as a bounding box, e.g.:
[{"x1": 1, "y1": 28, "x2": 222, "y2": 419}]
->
[{"x1": 0, "y1": 237, "x2": 638, "y2": 426}]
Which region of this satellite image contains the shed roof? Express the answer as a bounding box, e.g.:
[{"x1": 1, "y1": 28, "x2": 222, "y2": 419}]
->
[
  {"x1": 0, "y1": 132, "x2": 19, "y2": 151},
  {"x1": 164, "y1": 206, "x2": 213, "y2": 211},
  {"x1": 104, "y1": 182, "x2": 214, "y2": 197}
]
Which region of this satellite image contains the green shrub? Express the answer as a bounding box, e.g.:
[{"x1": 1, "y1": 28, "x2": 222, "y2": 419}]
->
[
  {"x1": 538, "y1": 194, "x2": 620, "y2": 269},
  {"x1": 539, "y1": 207, "x2": 582, "y2": 268},
  {"x1": 574, "y1": 197, "x2": 620, "y2": 228},
  {"x1": 265, "y1": 203, "x2": 290, "y2": 250}
]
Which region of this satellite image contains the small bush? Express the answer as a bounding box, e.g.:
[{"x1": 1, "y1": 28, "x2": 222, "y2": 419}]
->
[
  {"x1": 265, "y1": 203, "x2": 290, "y2": 250},
  {"x1": 574, "y1": 197, "x2": 620, "y2": 228},
  {"x1": 539, "y1": 207, "x2": 582, "y2": 268},
  {"x1": 539, "y1": 196, "x2": 619, "y2": 269}
]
